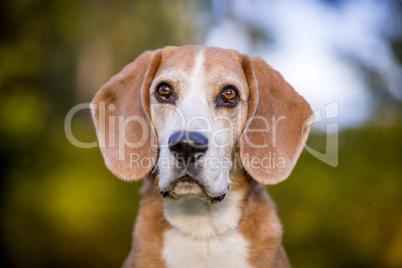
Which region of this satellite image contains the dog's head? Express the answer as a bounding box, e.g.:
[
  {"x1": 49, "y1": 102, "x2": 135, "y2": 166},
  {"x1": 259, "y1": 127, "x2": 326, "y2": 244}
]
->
[{"x1": 91, "y1": 46, "x2": 312, "y2": 204}]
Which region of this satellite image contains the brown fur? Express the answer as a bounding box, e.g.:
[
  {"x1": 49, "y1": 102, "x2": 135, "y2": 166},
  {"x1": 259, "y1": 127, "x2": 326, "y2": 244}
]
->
[
  {"x1": 123, "y1": 175, "x2": 170, "y2": 268},
  {"x1": 91, "y1": 50, "x2": 160, "y2": 181},
  {"x1": 240, "y1": 56, "x2": 312, "y2": 185}
]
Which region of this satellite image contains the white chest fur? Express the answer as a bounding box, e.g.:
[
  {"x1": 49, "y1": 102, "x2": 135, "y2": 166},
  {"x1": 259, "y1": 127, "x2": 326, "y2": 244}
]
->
[
  {"x1": 162, "y1": 191, "x2": 253, "y2": 268},
  {"x1": 163, "y1": 228, "x2": 252, "y2": 268}
]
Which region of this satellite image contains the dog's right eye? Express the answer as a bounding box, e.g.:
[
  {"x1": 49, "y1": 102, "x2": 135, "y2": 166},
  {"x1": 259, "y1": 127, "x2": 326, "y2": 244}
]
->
[
  {"x1": 217, "y1": 86, "x2": 239, "y2": 107},
  {"x1": 156, "y1": 84, "x2": 175, "y2": 103}
]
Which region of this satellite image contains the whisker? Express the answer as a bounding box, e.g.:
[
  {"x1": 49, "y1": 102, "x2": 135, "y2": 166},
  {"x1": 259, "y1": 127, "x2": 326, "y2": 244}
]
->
[{"x1": 229, "y1": 173, "x2": 239, "y2": 187}]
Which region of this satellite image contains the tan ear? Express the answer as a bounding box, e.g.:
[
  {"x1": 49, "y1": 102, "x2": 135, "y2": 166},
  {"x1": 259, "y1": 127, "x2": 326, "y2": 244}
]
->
[
  {"x1": 240, "y1": 56, "x2": 313, "y2": 184},
  {"x1": 91, "y1": 50, "x2": 161, "y2": 181}
]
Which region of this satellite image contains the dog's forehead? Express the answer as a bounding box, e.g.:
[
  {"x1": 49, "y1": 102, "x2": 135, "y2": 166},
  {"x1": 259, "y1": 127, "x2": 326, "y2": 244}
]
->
[{"x1": 157, "y1": 46, "x2": 245, "y2": 80}]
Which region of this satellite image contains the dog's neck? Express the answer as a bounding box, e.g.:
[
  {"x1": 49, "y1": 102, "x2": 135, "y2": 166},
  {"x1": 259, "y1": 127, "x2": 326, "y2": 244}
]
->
[{"x1": 163, "y1": 189, "x2": 244, "y2": 238}]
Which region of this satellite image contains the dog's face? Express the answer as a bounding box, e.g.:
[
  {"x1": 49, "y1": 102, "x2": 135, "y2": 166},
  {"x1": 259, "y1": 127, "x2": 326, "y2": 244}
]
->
[
  {"x1": 149, "y1": 47, "x2": 249, "y2": 202},
  {"x1": 91, "y1": 45, "x2": 312, "y2": 204}
]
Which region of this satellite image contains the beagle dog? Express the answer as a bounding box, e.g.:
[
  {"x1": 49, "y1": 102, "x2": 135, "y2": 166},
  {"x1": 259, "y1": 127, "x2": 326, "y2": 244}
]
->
[{"x1": 91, "y1": 45, "x2": 312, "y2": 268}]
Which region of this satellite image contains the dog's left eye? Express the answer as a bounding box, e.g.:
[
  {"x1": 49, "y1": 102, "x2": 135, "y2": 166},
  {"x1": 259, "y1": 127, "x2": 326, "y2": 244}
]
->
[
  {"x1": 156, "y1": 84, "x2": 174, "y2": 103},
  {"x1": 218, "y1": 87, "x2": 239, "y2": 106}
]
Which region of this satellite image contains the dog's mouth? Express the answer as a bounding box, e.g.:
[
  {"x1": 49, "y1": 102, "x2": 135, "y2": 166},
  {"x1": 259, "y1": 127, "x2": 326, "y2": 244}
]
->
[{"x1": 160, "y1": 175, "x2": 226, "y2": 204}]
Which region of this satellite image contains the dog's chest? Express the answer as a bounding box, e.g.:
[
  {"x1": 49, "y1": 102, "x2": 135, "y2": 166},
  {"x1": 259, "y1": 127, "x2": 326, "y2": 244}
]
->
[
  {"x1": 161, "y1": 191, "x2": 252, "y2": 268},
  {"x1": 162, "y1": 228, "x2": 252, "y2": 268}
]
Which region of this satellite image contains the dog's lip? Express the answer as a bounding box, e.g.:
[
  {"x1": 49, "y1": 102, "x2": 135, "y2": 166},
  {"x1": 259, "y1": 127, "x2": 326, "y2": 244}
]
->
[
  {"x1": 162, "y1": 175, "x2": 206, "y2": 197},
  {"x1": 160, "y1": 175, "x2": 227, "y2": 204},
  {"x1": 175, "y1": 175, "x2": 198, "y2": 184},
  {"x1": 167, "y1": 174, "x2": 204, "y2": 191},
  {"x1": 210, "y1": 193, "x2": 226, "y2": 204}
]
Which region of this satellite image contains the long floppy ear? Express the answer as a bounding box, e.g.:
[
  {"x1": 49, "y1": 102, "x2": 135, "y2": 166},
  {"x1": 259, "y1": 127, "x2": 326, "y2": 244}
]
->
[
  {"x1": 91, "y1": 50, "x2": 161, "y2": 181},
  {"x1": 240, "y1": 57, "x2": 313, "y2": 184}
]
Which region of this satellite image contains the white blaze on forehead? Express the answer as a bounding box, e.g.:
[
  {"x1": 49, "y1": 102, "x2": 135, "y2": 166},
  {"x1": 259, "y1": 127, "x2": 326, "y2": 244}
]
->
[
  {"x1": 190, "y1": 50, "x2": 205, "y2": 87},
  {"x1": 184, "y1": 50, "x2": 207, "y2": 104},
  {"x1": 179, "y1": 49, "x2": 213, "y2": 132}
]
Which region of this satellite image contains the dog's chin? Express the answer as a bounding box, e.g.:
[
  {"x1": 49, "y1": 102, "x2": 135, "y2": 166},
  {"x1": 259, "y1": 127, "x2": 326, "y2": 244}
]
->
[
  {"x1": 170, "y1": 180, "x2": 209, "y2": 201},
  {"x1": 160, "y1": 176, "x2": 226, "y2": 204}
]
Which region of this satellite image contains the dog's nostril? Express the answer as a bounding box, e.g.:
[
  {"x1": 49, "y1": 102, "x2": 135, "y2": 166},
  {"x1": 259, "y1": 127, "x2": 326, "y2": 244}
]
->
[{"x1": 168, "y1": 132, "x2": 208, "y2": 163}]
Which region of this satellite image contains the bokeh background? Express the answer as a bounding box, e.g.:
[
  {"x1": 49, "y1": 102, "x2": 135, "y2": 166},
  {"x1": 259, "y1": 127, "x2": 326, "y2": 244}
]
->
[{"x1": 1, "y1": 0, "x2": 401, "y2": 267}]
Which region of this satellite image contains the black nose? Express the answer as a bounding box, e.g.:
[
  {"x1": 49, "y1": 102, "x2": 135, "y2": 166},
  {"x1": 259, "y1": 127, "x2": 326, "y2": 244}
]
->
[{"x1": 168, "y1": 132, "x2": 208, "y2": 163}]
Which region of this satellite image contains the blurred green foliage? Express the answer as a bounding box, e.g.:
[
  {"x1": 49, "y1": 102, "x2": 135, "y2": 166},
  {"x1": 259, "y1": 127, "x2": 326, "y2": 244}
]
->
[{"x1": 1, "y1": 0, "x2": 402, "y2": 267}]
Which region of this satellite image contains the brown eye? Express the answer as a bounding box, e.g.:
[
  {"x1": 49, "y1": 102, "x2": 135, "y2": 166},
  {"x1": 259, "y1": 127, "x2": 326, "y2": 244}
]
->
[
  {"x1": 223, "y1": 88, "x2": 236, "y2": 101},
  {"x1": 219, "y1": 87, "x2": 239, "y2": 106},
  {"x1": 156, "y1": 84, "x2": 174, "y2": 103}
]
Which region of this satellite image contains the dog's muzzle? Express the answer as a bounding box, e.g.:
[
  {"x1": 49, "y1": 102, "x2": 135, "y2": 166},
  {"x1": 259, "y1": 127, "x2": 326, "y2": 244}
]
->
[{"x1": 160, "y1": 132, "x2": 226, "y2": 203}]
